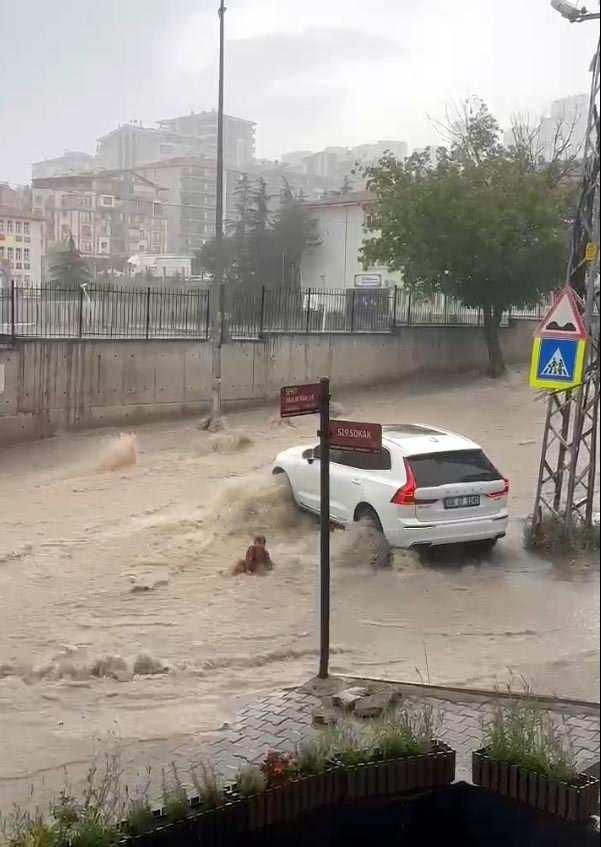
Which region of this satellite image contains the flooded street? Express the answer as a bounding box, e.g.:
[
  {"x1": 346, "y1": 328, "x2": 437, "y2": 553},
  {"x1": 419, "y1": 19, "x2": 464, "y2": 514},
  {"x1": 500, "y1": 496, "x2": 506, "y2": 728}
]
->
[{"x1": 1, "y1": 367, "x2": 598, "y2": 809}]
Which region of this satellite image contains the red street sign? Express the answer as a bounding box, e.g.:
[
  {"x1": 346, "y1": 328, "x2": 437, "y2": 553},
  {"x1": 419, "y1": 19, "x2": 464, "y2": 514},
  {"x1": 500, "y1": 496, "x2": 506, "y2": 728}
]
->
[
  {"x1": 329, "y1": 420, "x2": 382, "y2": 453},
  {"x1": 280, "y1": 382, "x2": 322, "y2": 418}
]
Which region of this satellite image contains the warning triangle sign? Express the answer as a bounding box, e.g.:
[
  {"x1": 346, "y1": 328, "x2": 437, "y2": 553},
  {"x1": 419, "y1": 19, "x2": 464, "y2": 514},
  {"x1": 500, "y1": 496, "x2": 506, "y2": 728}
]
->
[
  {"x1": 541, "y1": 346, "x2": 570, "y2": 378},
  {"x1": 535, "y1": 287, "x2": 587, "y2": 340}
]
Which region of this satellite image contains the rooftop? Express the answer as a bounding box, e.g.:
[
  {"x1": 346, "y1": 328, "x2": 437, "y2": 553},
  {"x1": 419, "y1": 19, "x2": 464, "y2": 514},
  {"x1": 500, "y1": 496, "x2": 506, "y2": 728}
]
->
[
  {"x1": 0, "y1": 205, "x2": 44, "y2": 220},
  {"x1": 303, "y1": 190, "x2": 373, "y2": 209}
]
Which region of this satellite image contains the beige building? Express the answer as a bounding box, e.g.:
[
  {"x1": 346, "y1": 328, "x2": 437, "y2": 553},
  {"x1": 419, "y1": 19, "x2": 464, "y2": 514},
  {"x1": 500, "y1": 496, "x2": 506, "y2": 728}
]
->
[
  {"x1": 0, "y1": 206, "x2": 45, "y2": 287},
  {"x1": 32, "y1": 170, "x2": 167, "y2": 268},
  {"x1": 134, "y1": 157, "x2": 218, "y2": 254}
]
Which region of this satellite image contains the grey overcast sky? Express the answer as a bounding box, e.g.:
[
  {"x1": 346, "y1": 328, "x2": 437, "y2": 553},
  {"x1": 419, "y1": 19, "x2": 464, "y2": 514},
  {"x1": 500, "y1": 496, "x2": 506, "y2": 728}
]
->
[{"x1": 0, "y1": 0, "x2": 598, "y2": 184}]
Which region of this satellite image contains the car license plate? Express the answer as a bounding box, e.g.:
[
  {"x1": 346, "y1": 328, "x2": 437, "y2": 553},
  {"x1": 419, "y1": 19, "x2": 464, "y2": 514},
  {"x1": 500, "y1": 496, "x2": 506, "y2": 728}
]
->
[{"x1": 444, "y1": 495, "x2": 480, "y2": 509}]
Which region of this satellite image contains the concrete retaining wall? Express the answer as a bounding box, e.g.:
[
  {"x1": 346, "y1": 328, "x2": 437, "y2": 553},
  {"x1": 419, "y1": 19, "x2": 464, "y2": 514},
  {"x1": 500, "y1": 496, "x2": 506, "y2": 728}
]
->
[{"x1": 0, "y1": 322, "x2": 535, "y2": 445}]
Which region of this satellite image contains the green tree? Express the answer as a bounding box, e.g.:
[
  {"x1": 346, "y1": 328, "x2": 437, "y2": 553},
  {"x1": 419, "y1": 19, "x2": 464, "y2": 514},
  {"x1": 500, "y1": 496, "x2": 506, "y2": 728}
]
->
[
  {"x1": 197, "y1": 177, "x2": 318, "y2": 292},
  {"x1": 49, "y1": 235, "x2": 92, "y2": 289},
  {"x1": 362, "y1": 99, "x2": 571, "y2": 376}
]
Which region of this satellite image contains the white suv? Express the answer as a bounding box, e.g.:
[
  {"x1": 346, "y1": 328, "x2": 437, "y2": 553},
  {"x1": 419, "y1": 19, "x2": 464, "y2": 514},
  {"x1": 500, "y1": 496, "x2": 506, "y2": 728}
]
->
[{"x1": 273, "y1": 424, "x2": 509, "y2": 550}]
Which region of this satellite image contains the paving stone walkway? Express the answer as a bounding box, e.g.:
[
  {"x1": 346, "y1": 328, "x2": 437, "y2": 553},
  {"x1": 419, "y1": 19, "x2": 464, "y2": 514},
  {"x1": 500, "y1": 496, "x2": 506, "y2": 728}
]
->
[{"x1": 203, "y1": 677, "x2": 600, "y2": 787}]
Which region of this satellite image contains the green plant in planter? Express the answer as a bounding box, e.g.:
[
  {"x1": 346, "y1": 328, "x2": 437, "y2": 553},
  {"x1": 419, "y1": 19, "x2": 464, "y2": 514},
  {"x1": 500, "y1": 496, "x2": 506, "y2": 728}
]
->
[
  {"x1": 123, "y1": 769, "x2": 154, "y2": 836},
  {"x1": 235, "y1": 765, "x2": 267, "y2": 798},
  {"x1": 326, "y1": 725, "x2": 373, "y2": 767},
  {"x1": 190, "y1": 760, "x2": 224, "y2": 810},
  {"x1": 296, "y1": 736, "x2": 332, "y2": 776},
  {"x1": 161, "y1": 764, "x2": 189, "y2": 823},
  {"x1": 372, "y1": 703, "x2": 442, "y2": 760},
  {"x1": 0, "y1": 807, "x2": 57, "y2": 847},
  {"x1": 482, "y1": 695, "x2": 578, "y2": 781}
]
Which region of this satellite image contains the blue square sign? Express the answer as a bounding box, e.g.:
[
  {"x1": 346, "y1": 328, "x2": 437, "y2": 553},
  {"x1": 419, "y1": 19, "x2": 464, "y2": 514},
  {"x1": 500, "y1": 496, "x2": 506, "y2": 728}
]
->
[{"x1": 537, "y1": 337, "x2": 578, "y2": 382}]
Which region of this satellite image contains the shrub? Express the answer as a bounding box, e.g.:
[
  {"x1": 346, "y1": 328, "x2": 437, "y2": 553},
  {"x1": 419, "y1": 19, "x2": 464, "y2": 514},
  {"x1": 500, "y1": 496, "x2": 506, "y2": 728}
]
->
[
  {"x1": 190, "y1": 761, "x2": 223, "y2": 810},
  {"x1": 373, "y1": 703, "x2": 442, "y2": 759},
  {"x1": 295, "y1": 736, "x2": 332, "y2": 776},
  {"x1": 482, "y1": 694, "x2": 578, "y2": 781},
  {"x1": 123, "y1": 770, "x2": 154, "y2": 837},
  {"x1": 235, "y1": 766, "x2": 267, "y2": 798},
  {"x1": 326, "y1": 725, "x2": 372, "y2": 767},
  {"x1": 161, "y1": 764, "x2": 189, "y2": 823}
]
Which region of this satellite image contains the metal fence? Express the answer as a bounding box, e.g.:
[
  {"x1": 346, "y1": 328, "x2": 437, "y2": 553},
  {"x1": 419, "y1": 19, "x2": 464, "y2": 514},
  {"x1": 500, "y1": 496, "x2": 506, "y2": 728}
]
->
[
  {"x1": 0, "y1": 284, "x2": 209, "y2": 340},
  {"x1": 0, "y1": 282, "x2": 542, "y2": 341}
]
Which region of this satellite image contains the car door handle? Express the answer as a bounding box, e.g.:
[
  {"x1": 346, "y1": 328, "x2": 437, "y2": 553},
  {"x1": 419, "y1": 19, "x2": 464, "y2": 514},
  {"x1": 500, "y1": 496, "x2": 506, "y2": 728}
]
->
[{"x1": 352, "y1": 478, "x2": 362, "y2": 485}]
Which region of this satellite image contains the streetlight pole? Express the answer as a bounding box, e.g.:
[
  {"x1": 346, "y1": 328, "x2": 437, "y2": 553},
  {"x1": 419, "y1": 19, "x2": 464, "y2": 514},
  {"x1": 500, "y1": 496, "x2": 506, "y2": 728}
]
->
[{"x1": 209, "y1": 0, "x2": 227, "y2": 427}]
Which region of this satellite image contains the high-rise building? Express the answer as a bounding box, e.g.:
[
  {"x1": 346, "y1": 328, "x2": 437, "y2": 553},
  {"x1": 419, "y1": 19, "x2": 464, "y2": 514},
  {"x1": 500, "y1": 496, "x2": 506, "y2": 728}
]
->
[
  {"x1": 157, "y1": 111, "x2": 256, "y2": 170},
  {"x1": 96, "y1": 124, "x2": 205, "y2": 172},
  {"x1": 133, "y1": 157, "x2": 219, "y2": 254},
  {"x1": 32, "y1": 170, "x2": 167, "y2": 267},
  {"x1": 32, "y1": 151, "x2": 95, "y2": 180}
]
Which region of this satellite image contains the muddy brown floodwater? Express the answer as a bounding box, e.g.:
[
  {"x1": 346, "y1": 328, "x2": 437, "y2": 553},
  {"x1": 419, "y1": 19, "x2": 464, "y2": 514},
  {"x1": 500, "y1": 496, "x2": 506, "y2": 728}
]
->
[{"x1": 0, "y1": 367, "x2": 598, "y2": 811}]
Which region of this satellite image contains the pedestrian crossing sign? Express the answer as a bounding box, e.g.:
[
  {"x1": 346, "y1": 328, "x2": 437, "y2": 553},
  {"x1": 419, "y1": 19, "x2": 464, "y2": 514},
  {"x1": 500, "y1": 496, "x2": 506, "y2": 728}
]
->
[{"x1": 529, "y1": 336, "x2": 586, "y2": 390}]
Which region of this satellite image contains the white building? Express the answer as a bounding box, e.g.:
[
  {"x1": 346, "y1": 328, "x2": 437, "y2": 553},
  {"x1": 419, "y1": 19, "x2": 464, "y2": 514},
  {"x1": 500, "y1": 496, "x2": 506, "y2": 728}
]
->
[
  {"x1": 0, "y1": 206, "x2": 45, "y2": 287},
  {"x1": 301, "y1": 192, "x2": 402, "y2": 291}
]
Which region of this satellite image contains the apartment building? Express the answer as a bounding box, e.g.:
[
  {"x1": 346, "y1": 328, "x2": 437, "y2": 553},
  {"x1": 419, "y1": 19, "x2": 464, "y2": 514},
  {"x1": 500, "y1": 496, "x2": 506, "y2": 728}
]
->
[
  {"x1": 0, "y1": 206, "x2": 45, "y2": 286},
  {"x1": 32, "y1": 170, "x2": 167, "y2": 267},
  {"x1": 32, "y1": 151, "x2": 95, "y2": 180},
  {"x1": 96, "y1": 123, "x2": 206, "y2": 171},
  {"x1": 157, "y1": 111, "x2": 256, "y2": 170},
  {"x1": 134, "y1": 157, "x2": 218, "y2": 253}
]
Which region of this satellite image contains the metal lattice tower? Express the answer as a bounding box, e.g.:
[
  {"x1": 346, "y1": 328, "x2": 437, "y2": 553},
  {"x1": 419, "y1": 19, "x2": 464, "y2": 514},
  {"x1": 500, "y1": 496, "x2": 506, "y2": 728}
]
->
[{"x1": 531, "y1": 38, "x2": 600, "y2": 537}]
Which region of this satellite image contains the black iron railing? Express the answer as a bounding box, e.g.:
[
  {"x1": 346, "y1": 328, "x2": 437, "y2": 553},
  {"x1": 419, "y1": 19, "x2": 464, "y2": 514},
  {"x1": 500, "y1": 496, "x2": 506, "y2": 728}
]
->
[{"x1": 0, "y1": 282, "x2": 541, "y2": 341}]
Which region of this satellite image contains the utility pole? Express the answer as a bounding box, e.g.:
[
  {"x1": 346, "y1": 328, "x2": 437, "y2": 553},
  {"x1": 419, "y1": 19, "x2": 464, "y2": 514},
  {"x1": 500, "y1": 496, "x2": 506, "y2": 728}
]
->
[
  {"x1": 208, "y1": 0, "x2": 227, "y2": 427},
  {"x1": 531, "y1": 11, "x2": 600, "y2": 540}
]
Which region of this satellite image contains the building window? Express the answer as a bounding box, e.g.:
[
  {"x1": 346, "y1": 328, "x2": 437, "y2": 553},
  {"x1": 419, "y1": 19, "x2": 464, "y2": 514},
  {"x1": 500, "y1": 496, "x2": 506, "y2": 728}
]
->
[
  {"x1": 24, "y1": 236, "x2": 31, "y2": 243},
  {"x1": 24, "y1": 248, "x2": 30, "y2": 260},
  {"x1": 7, "y1": 221, "x2": 13, "y2": 233},
  {"x1": 81, "y1": 225, "x2": 91, "y2": 237},
  {"x1": 83, "y1": 196, "x2": 92, "y2": 207},
  {"x1": 0, "y1": 220, "x2": 4, "y2": 232},
  {"x1": 15, "y1": 248, "x2": 22, "y2": 260},
  {"x1": 99, "y1": 241, "x2": 109, "y2": 252},
  {"x1": 15, "y1": 221, "x2": 22, "y2": 233},
  {"x1": 81, "y1": 241, "x2": 92, "y2": 253},
  {"x1": 24, "y1": 263, "x2": 30, "y2": 270},
  {"x1": 0, "y1": 247, "x2": 4, "y2": 258},
  {"x1": 7, "y1": 247, "x2": 13, "y2": 259},
  {"x1": 100, "y1": 196, "x2": 114, "y2": 207},
  {"x1": 23, "y1": 222, "x2": 30, "y2": 235}
]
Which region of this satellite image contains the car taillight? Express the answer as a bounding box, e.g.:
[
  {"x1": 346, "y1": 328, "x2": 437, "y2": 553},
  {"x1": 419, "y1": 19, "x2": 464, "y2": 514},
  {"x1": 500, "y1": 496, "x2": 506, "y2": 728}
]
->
[
  {"x1": 391, "y1": 459, "x2": 417, "y2": 505},
  {"x1": 487, "y1": 478, "x2": 509, "y2": 500}
]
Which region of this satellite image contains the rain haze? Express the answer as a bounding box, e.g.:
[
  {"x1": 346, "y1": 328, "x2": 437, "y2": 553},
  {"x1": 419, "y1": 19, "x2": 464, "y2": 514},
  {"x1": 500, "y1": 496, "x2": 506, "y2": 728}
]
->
[
  {"x1": 0, "y1": 0, "x2": 598, "y2": 182},
  {"x1": 1, "y1": 0, "x2": 600, "y2": 834}
]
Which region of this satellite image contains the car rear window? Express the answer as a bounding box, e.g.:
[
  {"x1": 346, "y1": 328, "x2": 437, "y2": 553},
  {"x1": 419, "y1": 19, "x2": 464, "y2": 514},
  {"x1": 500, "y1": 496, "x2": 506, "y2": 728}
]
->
[{"x1": 408, "y1": 450, "x2": 501, "y2": 487}]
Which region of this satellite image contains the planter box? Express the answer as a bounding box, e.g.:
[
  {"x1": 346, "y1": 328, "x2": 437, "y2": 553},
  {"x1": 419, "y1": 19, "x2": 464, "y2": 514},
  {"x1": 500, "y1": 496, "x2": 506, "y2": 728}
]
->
[
  {"x1": 344, "y1": 741, "x2": 456, "y2": 801},
  {"x1": 472, "y1": 748, "x2": 599, "y2": 823}
]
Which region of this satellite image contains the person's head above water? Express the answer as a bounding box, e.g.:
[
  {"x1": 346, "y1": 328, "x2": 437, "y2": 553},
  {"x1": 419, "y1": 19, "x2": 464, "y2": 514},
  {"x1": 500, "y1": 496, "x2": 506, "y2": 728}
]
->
[{"x1": 254, "y1": 535, "x2": 266, "y2": 547}]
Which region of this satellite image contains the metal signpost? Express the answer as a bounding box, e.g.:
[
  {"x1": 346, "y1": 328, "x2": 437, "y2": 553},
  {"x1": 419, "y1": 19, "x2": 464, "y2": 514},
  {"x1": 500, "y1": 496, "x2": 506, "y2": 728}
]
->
[{"x1": 280, "y1": 380, "x2": 382, "y2": 678}]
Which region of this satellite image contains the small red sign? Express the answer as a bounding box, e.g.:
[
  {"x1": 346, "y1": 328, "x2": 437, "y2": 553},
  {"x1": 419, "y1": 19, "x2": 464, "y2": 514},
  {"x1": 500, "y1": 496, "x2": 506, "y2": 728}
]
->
[
  {"x1": 329, "y1": 420, "x2": 382, "y2": 453},
  {"x1": 280, "y1": 382, "x2": 322, "y2": 418}
]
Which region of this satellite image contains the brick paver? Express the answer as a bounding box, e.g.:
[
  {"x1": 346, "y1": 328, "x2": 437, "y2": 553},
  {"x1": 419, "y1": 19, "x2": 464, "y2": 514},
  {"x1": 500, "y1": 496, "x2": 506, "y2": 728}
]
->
[{"x1": 203, "y1": 677, "x2": 600, "y2": 788}]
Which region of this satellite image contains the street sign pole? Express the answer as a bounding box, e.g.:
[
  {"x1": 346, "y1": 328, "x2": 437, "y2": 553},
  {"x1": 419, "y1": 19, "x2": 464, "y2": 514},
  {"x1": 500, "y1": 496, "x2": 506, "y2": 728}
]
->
[{"x1": 318, "y1": 377, "x2": 331, "y2": 680}]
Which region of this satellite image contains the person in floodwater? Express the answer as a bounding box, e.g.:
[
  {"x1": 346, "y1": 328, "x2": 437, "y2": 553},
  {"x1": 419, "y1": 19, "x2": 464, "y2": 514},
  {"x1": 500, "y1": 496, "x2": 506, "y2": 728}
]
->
[{"x1": 233, "y1": 535, "x2": 274, "y2": 575}]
